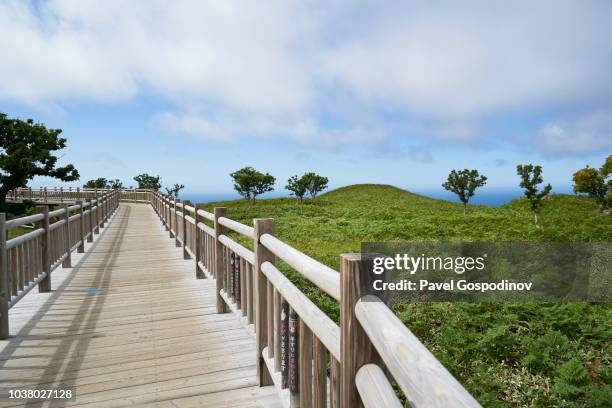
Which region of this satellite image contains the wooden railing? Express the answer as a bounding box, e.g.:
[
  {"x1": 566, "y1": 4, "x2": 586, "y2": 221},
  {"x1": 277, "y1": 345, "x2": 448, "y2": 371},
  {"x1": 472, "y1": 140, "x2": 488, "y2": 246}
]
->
[
  {"x1": 148, "y1": 191, "x2": 482, "y2": 408},
  {"x1": 0, "y1": 189, "x2": 120, "y2": 339},
  {"x1": 10, "y1": 187, "x2": 152, "y2": 203}
]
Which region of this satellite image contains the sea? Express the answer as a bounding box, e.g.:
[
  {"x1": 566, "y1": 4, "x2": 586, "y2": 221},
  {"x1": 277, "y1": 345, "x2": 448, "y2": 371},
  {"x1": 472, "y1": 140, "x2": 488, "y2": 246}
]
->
[{"x1": 182, "y1": 186, "x2": 573, "y2": 207}]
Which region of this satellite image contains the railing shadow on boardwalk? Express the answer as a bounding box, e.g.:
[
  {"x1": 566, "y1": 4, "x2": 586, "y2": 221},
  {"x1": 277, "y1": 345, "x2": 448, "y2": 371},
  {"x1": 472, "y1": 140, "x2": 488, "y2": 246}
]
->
[
  {"x1": 3, "y1": 188, "x2": 483, "y2": 408},
  {"x1": 0, "y1": 206, "x2": 127, "y2": 408}
]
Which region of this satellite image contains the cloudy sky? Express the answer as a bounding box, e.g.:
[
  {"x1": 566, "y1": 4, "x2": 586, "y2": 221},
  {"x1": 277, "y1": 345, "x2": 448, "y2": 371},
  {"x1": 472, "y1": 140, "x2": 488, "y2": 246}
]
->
[{"x1": 1, "y1": 0, "x2": 611, "y2": 199}]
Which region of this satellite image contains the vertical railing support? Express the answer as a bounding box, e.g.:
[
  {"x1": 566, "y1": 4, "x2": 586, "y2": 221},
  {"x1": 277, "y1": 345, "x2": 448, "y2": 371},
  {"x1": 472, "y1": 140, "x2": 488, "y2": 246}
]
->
[
  {"x1": 37, "y1": 206, "x2": 51, "y2": 293},
  {"x1": 77, "y1": 200, "x2": 85, "y2": 253},
  {"x1": 254, "y1": 217, "x2": 275, "y2": 386},
  {"x1": 340, "y1": 254, "x2": 384, "y2": 408},
  {"x1": 100, "y1": 193, "x2": 105, "y2": 229},
  {"x1": 182, "y1": 200, "x2": 191, "y2": 259},
  {"x1": 62, "y1": 205, "x2": 71, "y2": 268},
  {"x1": 169, "y1": 197, "x2": 175, "y2": 238},
  {"x1": 214, "y1": 207, "x2": 228, "y2": 313},
  {"x1": 86, "y1": 199, "x2": 94, "y2": 243},
  {"x1": 0, "y1": 213, "x2": 9, "y2": 339},
  {"x1": 94, "y1": 190, "x2": 100, "y2": 234},
  {"x1": 195, "y1": 203, "x2": 205, "y2": 279},
  {"x1": 174, "y1": 198, "x2": 180, "y2": 246}
]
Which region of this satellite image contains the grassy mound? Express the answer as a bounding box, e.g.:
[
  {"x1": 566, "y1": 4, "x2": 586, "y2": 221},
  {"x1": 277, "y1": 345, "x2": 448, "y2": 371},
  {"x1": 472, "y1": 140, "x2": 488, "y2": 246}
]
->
[{"x1": 200, "y1": 184, "x2": 611, "y2": 407}]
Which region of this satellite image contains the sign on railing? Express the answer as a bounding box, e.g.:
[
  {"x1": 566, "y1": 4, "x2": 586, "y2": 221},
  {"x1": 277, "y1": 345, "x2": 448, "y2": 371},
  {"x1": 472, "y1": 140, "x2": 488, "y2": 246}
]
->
[{"x1": 148, "y1": 190, "x2": 481, "y2": 408}]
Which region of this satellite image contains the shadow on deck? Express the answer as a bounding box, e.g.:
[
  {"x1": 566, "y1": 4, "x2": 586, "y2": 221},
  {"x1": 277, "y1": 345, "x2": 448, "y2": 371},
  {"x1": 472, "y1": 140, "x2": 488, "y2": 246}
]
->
[{"x1": 0, "y1": 203, "x2": 278, "y2": 407}]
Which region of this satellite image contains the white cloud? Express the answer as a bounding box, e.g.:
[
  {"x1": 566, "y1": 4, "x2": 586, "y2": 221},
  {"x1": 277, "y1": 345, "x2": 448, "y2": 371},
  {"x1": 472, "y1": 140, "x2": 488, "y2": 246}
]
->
[
  {"x1": 1, "y1": 0, "x2": 611, "y2": 153},
  {"x1": 322, "y1": 2, "x2": 612, "y2": 118},
  {"x1": 536, "y1": 111, "x2": 612, "y2": 156},
  {"x1": 0, "y1": 0, "x2": 312, "y2": 113},
  {"x1": 154, "y1": 112, "x2": 383, "y2": 149}
]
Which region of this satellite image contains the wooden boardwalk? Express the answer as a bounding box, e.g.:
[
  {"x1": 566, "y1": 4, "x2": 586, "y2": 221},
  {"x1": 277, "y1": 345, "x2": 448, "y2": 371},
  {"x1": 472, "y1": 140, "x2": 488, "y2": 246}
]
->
[{"x1": 0, "y1": 203, "x2": 278, "y2": 407}]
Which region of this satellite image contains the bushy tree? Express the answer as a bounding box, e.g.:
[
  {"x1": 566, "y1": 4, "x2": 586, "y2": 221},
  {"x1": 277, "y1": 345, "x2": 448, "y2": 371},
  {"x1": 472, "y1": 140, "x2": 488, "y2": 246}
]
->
[
  {"x1": 108, "y1": 179, "x2": 123, "y2": 189},
  {"x1": 230, "y1": 167, "x2": 275, "y2": 204},
  {"x1": 0, "y1": 113, "x2": 79, "y2": 203},
  {"x1": 83, "y1": 178, "x2": 108, "y2": 189},
  {"x1": 286, "y1": 175, "x2": 308, "y2": 202},
  {"x1": 442, "y1": 169, "x2": 487, "y2": 215},
  {"x1": 133, "y1": 173, "x2": 162, "y2": 190},
  {"x1": 303, "y1": 172, "x2": 329, "y2": 198},
  {"x1": 165, "y1": 183, "x2": 185, "y2": 198},
  {"x1": 572, "y1": 155, "x2": 612, "y2": 211},
  {"x1": 517, "y1": 164, "x2": 552, "y2": 228}
]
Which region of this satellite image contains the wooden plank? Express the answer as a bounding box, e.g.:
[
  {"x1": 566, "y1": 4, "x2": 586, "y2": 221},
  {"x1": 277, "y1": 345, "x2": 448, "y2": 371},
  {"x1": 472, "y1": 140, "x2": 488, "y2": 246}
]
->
[{"x1": 1, "y1": 203, "x2": 280, "y2": 408}]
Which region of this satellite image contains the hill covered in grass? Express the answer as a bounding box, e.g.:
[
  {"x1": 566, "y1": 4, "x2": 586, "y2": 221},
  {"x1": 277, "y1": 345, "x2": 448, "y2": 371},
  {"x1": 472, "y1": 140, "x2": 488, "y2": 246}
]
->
[{"x1": 200, "y1": 184, "x2": 611, "y2": 407}]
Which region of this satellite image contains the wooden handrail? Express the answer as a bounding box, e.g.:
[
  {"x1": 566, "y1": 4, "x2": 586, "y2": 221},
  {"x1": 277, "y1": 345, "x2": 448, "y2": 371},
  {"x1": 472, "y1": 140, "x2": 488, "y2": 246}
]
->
[
  {"x1": 356, "y1": 295, "x2": 482, "y2": 407},
  {"x1": 261, "y1": 261, "x2": 341, "y2": 361},
  {"x1": 0, "y1": 189, "x2": 119, "y2": 338},
  {"x1": 356, "y1": 364, "x2": 402, "y2": 408},
  {"x1": 260, "y1": 233, "x2": 340, "y2": 301},
  {"x1": 134, "y1": 190, "x2": 481, "y2": 407}
]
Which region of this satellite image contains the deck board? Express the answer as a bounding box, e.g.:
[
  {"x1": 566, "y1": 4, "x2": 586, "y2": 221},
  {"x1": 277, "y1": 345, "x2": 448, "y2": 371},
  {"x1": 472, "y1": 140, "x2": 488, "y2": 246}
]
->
[{"x1": 0, "y1": 203, "x2": 274, "y2": 407}]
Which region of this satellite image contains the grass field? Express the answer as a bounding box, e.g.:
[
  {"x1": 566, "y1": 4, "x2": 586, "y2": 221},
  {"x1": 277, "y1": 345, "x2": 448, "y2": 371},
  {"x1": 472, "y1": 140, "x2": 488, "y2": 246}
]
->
[{"x1": 200, "y1": 184, "x2": 611, "y2": 407}]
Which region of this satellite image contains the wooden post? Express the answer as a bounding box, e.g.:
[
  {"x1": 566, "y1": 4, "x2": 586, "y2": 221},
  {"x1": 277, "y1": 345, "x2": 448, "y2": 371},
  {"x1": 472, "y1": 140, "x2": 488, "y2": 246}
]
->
[
  {"x1": 62, "y1": 205, "x2": 71, "y2": 268},
  {"x1": 60, "y1": 187, "x2": 63, "y2": 203},
  {"x1": 169, "y1": 197, "x2": 175, "y2": 238},
  {"x1": 94, "y1": 190, "x2": 100, "y2": 234},
  {"x1": 214, "y1": 207, "x2": 228, "y2": 313},
  {"x1": 313, "y1": 338, "x2": 327, "y2": 408},
  {"x1": 43, "y1": 187, "x2": 47, "y2": 202},
  {"x1": 254, "y1": 217, "x2": 274, "y2": 386},
  {"x1": 28, "y1": 187, "x2": 32, "y2": 200},
  {"x1": 86, "y1": 199, "x2": 94, "y2": 243},
  {"x1": 163, "y1": 196, "x2": 169, "y2": 230},
  {"x1": 340, "y1": 254, "x2": 384, "y2": 408},
  {"x1": 0, "y1": 213, "x2": 9, "y2": 339},
  {"x1": 77, "y1": 201, "x2": 85, "y2": 253},
  {"x1": 299, "y1": 319, "x2": 313, "y2": 407},
  {"x1": 36, "y1": 206, "x2": 51, "y2": 293},
  {"x1": 182, "y1": 200, "x2": 191, "y2": 259},
  {"x1": 100, "y1": 194, "x2": 105, "y2": 229},
  {"x1": 195, "y1": 204, "x2": 205, "y2": 279},
  {"x1": 174, "y1": 198, "x2": 180, "y2": 246}
]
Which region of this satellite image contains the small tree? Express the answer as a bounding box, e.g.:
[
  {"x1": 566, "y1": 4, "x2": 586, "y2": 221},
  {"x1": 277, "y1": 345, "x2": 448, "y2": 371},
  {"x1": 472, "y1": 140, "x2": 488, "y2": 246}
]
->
[
  {"x1": 303, "y1": 172, "x2": 329, "y2": 199},
  {"x1": 517, "y1": 164, "x2": 552, "y2": 228},
  {"x1": 107, "y1": 179, "x2": 123, "y2": 189},
  {"x1": 0, "y1": 113, "x2": 79, "y2": 204},
  {"x1": 572, "y1": 155, "x2": 612, "y2": 210},
  {"x1": 165, "y1": 183, "x2": 185, "y2": 198},
  {"x1": 230, "y1": 167, "x2": 275, "y2": 204},
  {"x1": 133, "y1": 173, "x2": 162, "y2": 190},
  {"x1": 442, "y1": 169, "x2": 487, "y2": 215},
  {"x1": 83, "y1": 178, "x2": 108, "y2": 189},
  {"x1": 286, "y1": 175, "x2": 308, "y2": 202}
]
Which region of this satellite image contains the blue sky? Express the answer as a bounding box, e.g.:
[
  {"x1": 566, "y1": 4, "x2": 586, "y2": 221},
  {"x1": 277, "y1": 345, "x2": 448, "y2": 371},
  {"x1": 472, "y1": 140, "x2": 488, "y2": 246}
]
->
[{"x1": 1, "y1": 1, "x2": 611, "y2": 201}]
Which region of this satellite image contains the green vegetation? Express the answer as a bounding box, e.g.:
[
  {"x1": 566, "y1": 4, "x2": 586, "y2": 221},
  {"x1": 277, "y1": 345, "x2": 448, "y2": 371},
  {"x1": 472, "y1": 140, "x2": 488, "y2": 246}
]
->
[
  {"x1": 83, "y1": 177, "x2": 123, "y2": 189},
  {"x1": 83, "y1": 178, "x2": 109, "y2": 189},
  {"x1": 200, "y1": 184, "x2": 611, "y2": 407},
  {"x1": 573, "y1": 155, "x2": 612, "y2": 211},
  {"x1": 165, "y1": 183, "x2": 185, "y2": 198},
  {"x1": 230, "y1": 166, "x2": 276, "y2": 203},
  {"x1": 517, "y1": 164, "x2": 552, "y2": 228},
  {"x1": 286, "y1": 172, "x2": 329, "y2": 202},
  {"x1": 442, "y1": 169, "x2": 487, "y2": 215},
  {"x1": 0, "y1": 112, "x2": 79, "y2": 204},
  {"x1": 133, "y1": 173, "x2": 162, "y2": 190}
]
